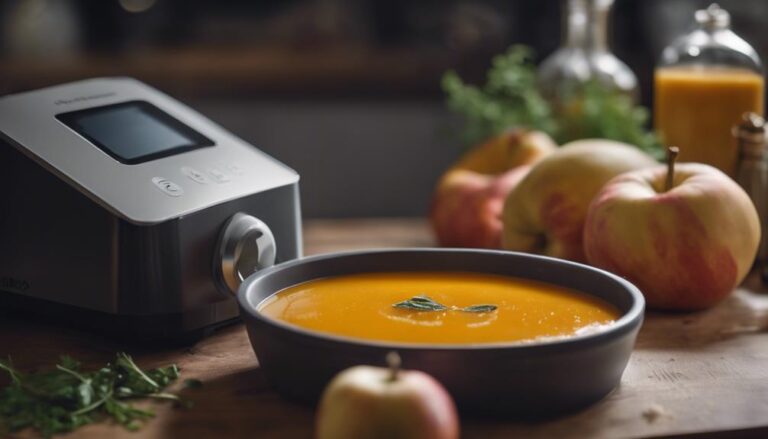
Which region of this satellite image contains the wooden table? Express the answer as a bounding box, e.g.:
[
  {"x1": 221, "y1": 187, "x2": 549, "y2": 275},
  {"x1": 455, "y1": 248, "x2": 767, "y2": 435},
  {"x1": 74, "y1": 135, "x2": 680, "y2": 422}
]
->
[{"x1": 3, "y1": 218, "x2": 768, "y2": 439}]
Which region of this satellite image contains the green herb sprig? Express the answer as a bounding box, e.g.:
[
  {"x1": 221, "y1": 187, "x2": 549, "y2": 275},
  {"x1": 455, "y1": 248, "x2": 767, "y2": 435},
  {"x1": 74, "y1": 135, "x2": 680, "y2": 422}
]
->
[
  {"x1": 393, "y1": 295, "x2": 497, "y2": 313},
  {"x1": 443, "y1": 46, "x2": 555, "y2": 145},
  {"x1": 0, "y1": 353, "x2": 192, "y2": 438},
  {"x1": 393, "y1": 295, "x2": 448, "y2": 311},
  {"x1": 443, "y1": 45, "x2": 663, "y2": 158},
  {"x1": 461, "y1": 304, "x2": 498, "y2": 313}
]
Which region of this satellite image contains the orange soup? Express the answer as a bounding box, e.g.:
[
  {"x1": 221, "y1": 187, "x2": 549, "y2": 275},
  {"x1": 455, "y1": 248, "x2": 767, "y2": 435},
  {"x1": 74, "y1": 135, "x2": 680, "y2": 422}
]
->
[{"x1": 258, "y1": 272, "x2": 620, "y2": 345}]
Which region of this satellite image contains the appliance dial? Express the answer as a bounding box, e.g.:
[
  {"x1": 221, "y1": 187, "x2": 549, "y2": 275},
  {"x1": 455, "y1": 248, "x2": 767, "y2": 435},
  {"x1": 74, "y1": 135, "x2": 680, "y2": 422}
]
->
[{"x1": 214, "y1": 213, "x2": 276, "y2": 295}]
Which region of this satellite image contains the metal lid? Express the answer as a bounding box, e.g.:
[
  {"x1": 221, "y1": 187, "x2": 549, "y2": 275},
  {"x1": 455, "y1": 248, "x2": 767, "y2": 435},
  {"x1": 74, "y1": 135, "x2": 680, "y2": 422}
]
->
[{"x1": 695, "y1": 4, "x2": 730, "y2": 31}]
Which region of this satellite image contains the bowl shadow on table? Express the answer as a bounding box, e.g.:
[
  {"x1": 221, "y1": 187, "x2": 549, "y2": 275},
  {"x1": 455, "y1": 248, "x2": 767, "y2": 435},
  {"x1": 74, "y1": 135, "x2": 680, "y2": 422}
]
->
[
  {"x1": 162, "y1": 367, "x2": 629, "y2": 439},
  {"x1": 165, "y1": 361, "x2": 621, "y2": 432},
  {"x1": 461, "y1": 385, "x2": 629, "y2": 437},
  {"x1": 242, "y1": 344, "x2": 630, "y2": 423},
  {"x1": 161, "y1": 366, "x2": 315, "y2": 438}
]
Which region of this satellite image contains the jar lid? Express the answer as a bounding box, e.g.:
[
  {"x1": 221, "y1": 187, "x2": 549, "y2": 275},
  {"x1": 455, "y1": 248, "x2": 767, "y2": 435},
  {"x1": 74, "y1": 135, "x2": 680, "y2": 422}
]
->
[{"x1": 695, "y1": 4, "x2": 730, "y2": 31}]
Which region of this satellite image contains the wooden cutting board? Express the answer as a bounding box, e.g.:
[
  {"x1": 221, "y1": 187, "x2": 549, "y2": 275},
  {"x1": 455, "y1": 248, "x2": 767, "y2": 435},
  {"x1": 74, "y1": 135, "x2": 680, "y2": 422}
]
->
[{"x1": 2, "y1": 218, "x2": 768, "y2": 439}]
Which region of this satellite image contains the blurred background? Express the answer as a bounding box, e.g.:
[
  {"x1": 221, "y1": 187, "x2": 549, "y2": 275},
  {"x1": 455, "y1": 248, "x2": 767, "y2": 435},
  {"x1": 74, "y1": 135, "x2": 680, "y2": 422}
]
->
[{"x1": 1, "y1": 0, "x2": 767, "y2": 218}]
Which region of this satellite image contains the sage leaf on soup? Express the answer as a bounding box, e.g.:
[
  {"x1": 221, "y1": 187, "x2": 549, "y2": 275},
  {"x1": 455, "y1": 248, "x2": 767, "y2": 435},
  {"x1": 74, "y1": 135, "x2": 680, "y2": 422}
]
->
[
  {"x1": 461, "y1": 304, "x2": 498, "y2": 313},
  {"x1": 393, "y1": 295, "x2": 447, "y2": 311},
  {"x1": 392, "y1": 296, "x2": 497, "y2": 313}
]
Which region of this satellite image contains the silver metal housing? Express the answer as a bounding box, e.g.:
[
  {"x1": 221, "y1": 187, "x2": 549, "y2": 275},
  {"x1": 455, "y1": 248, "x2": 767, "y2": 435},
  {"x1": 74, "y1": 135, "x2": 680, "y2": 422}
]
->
[
  {"x1": 0, "y1": 78, "x2": 302, "y2": 339},
  {"x1": 0, "y1": 77, "x2": 299, "y2": 225}
]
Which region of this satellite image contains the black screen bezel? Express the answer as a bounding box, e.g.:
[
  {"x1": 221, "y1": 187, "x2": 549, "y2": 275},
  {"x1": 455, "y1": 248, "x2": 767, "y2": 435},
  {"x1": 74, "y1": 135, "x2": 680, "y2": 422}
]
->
[{"x1": 56, "y1": 100, "x2": 215, "y2": 165}]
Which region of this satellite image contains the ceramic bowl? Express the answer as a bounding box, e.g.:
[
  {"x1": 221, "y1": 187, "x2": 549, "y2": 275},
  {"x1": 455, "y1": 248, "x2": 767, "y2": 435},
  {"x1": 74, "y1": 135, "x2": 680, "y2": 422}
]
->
[{"x1": 237, "y1": 249, "x2": 644, "y2": 417}]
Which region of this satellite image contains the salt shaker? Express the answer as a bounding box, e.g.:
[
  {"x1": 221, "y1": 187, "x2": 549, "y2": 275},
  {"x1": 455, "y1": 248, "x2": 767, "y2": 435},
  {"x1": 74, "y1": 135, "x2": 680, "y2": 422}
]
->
[{"x1": 734, "y1": 112, "x2": 768, "y2": 269}]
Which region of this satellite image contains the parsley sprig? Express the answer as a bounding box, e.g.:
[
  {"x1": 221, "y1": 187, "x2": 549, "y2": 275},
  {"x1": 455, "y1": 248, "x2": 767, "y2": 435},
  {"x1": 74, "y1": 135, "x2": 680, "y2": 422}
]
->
[{"x1": 0, "y1": 353, "x2": 193, "y2": 437}]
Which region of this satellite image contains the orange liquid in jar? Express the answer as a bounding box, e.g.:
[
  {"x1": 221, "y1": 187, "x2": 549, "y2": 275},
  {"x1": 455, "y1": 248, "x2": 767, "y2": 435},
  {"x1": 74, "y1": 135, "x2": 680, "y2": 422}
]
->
[{"x1": 654, "y1": 66, "x2": 764, "y2": 175}]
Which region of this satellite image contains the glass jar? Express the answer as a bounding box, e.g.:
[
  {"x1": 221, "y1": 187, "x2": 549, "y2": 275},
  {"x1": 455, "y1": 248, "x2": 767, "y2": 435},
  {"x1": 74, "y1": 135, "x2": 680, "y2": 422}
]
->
[
  {"x1": 538, "y1": 0, "x2": 639, "y2": 104},
  {"x1": 654, "y1": 3, "x2": 764, "y2": 176}
]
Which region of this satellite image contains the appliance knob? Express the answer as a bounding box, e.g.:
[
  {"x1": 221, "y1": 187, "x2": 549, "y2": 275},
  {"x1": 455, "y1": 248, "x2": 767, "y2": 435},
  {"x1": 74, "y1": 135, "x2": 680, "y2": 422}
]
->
[{"x1": 215, "y1": 213, "x2": 276, "y2": 295}]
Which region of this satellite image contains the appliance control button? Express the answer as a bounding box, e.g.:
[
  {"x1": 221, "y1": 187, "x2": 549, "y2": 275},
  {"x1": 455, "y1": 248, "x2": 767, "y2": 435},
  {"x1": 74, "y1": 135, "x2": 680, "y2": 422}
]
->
[
  {"x1": 208, "y1": 168, "x2": 231, "y2": 183},
  {"x1": 152, "y1": 177, "x2": 184, "y2": 197},
  {"x1": 225, "y1": 163, "x2": 245, "y2": 175},
  {"x1": 182, "y1": 166, "x2": 210, "y2": 184}
]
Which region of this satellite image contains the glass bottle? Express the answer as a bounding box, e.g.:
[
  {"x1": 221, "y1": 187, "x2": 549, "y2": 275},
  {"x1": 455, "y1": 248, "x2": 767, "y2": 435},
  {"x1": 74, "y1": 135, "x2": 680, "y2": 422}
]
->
[
  {"x1": 655, "y1": 4, "x2": 764, "y2": 177},
  {"x1": 734, "y1": 112, "x2": 768, "y2": 264},
  {"x1": 538, "y1": 0, "x2": 639, "y2": 104}
]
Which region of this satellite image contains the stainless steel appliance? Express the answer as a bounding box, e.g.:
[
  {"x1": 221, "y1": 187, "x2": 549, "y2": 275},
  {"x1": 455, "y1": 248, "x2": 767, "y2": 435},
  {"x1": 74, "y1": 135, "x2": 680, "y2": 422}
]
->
[{"x1": 0, "y1": 77, "x2": 302, "y2": 339}]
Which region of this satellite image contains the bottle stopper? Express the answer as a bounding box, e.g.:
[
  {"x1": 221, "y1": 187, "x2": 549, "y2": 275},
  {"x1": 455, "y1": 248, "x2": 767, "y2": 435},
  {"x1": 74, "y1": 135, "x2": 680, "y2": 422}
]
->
[{"x1": 696, "y1": 4, "x2": 730, "y2": 30}]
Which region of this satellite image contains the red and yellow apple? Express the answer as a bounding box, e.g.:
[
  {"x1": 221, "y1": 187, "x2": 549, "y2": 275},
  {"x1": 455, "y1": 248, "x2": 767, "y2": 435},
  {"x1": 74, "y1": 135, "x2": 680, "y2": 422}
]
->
[
  {"x1": 430, "y1": 130, "x2": 557, "y2": 248},
  {"x1": 315, "y1": 353, "x2": 459, "y2": 439},
  {"x1": 584, "y1": 162, "x2": 760, "y2": 310},
  {"x1": 502, "y1": 139, "x2": 657, "y2": 261}
]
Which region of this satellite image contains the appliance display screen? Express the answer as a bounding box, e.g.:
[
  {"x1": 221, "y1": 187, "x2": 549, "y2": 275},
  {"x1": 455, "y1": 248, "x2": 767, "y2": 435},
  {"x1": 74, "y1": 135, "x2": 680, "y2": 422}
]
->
[{"x1": 56, "y1": 101, "x2": 214, "y2": 164}]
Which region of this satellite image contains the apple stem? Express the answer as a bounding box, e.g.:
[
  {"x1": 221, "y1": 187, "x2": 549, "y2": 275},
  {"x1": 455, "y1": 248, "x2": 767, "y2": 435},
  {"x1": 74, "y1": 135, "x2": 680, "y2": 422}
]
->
[
  {"x1": 665, "y1": 146, "x2": 679, "y2": 192},
  {"x1": 386, "y1": 351, "x2": 401, "y2": 382}
]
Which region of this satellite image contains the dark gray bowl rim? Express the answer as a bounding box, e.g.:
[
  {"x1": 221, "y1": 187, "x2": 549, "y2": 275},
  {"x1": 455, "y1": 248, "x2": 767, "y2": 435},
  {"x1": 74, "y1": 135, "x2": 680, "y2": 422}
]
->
[{"x1": 237, "y1": 248, "x2": 645, "y2": 352}]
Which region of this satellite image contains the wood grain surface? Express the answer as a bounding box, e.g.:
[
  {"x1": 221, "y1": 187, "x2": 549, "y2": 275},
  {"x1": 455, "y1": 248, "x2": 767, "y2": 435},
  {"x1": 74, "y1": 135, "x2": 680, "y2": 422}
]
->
[{"x1": 2, "y1": 218, "x2": 768, "y2": 439}]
